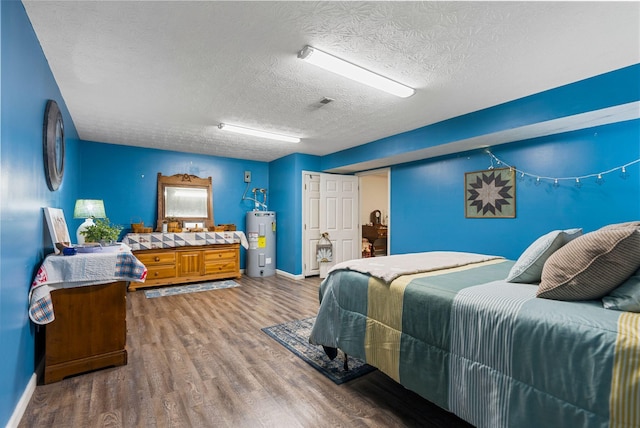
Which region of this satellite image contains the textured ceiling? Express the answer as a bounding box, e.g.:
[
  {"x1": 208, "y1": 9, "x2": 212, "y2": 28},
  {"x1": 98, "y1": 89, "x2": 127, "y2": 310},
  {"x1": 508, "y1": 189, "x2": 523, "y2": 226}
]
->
[{"x1": 23, "y1": 1, "x2": 640, "y2": 164}]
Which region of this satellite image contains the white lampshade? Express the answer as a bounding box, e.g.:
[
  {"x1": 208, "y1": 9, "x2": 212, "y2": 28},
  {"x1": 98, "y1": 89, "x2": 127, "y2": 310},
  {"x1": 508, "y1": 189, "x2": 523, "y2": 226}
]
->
[{"x1": 73, "y1": 199, "x2": 106, "y2": 245}]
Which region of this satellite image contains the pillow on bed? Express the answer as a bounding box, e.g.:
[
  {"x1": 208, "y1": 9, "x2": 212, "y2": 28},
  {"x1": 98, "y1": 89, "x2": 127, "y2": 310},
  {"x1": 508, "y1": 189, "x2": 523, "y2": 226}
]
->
[
  {"x1": 602, "y1": 268, "x2": 640, "y2": 312},
  {"x1": 506, "y1": 228, "x2": 582, "y2": 283},
  {"x1": 537, "y1": 227, "x2": 640, "y2": 301}
]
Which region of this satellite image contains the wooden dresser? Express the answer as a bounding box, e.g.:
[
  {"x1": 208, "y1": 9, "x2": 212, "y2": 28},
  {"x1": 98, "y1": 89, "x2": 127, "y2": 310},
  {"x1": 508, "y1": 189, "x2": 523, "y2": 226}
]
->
[
  {"x1": 43, "y1": 281, "x2": 127, "y2": 384},
  {"x1": 131, "y1": 243, "x2": 240, "y2": 290}
]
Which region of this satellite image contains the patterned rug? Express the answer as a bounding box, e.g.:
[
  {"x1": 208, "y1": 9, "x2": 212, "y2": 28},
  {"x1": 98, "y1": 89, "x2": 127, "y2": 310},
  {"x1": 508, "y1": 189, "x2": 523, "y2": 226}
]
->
[
  {"x1": 144, "y1": 280, "x2": 240, "y2": 298},
  {"x1": 262, "y1": 317, "x2": 376, "y2": 384}
]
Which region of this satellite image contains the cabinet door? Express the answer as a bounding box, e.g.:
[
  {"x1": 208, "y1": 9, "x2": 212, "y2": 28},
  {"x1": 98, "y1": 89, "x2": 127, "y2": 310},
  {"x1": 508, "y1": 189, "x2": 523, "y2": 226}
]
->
[{"x1": 177, "y1": 251, "x2": 203, "y2": 277}]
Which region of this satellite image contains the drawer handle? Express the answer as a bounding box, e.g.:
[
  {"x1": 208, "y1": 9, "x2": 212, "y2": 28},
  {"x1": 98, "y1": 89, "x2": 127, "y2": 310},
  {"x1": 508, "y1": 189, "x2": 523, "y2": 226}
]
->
[
  {"x1": 154, "y1": 256, "x2": 160, "y2": 262},
  {"x1": 154, "y1": 271, "x2": 159, "y2": 276}
]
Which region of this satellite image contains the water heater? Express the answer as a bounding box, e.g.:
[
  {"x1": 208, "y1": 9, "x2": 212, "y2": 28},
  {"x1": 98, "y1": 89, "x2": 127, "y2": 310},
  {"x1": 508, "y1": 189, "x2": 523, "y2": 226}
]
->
[{"x1": 246, "y1": 211, "x2": 276, "y2": 277}]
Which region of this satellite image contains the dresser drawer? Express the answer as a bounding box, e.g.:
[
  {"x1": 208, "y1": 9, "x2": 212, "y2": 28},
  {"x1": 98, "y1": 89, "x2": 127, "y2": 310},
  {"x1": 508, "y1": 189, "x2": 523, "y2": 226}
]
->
[
  {"x1": 204, "y1": 260, "x2": 237, "y2": 275},
  {"x1": 204, "y1": 249, "x2": 236, "y2": 262},
  {"x1": 146, "y1": 265, "x2": 177, "y2": 280},
  {"x1": 135, "y1": 251, "x2": 176, "y2": 266}
]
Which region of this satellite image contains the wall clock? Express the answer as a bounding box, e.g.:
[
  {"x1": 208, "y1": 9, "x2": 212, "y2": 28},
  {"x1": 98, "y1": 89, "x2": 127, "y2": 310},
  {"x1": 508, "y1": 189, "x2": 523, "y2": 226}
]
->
[{"x1": 43, "y1": 99, "x2": 65, "y2": 191}]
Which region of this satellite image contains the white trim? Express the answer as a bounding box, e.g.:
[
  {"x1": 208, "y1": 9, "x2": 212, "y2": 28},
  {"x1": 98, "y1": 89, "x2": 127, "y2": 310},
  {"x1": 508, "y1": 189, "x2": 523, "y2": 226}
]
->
[
  {"x1": 276, "y1": 269, "x2": 304, "y2": 280},
  {"x1": 6, "y1": 373, "x2": 36, "y2": 428}
]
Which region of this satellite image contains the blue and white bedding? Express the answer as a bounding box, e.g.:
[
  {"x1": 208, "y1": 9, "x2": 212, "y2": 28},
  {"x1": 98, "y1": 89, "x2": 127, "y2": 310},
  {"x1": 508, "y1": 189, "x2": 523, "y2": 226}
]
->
[{"x1": 309, "y1": 252, "x2": 640, "y2": 428}]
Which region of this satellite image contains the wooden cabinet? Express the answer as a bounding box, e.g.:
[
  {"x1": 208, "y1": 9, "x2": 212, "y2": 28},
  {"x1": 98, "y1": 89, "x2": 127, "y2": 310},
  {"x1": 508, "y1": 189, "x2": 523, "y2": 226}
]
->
[
  {"x1": 42, "y1": 281, "x2": 127, "y2": 384},
  {"x1": 131, "y1": 243, "x2": 240, "y2": 290}
]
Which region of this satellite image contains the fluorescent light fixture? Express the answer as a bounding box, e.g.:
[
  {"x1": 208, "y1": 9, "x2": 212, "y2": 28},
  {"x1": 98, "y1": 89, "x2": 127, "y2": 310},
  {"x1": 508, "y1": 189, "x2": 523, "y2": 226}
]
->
[
  {"x1": 298, "y1": 45, "x2": 415, "y2": 98},
  {"x1": 218, "y1": 123, "x2": 300, "y2": 143}
]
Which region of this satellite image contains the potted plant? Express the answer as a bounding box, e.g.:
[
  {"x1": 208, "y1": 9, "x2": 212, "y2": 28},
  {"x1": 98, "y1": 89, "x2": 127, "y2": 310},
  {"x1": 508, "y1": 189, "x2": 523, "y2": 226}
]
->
[{"x1": 80, "y1": 218, "x2": 123, "y2": 245}]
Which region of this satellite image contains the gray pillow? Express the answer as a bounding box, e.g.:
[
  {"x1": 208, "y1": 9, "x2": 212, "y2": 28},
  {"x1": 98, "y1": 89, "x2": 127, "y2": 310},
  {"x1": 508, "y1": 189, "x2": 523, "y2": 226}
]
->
[
  {"x1": 506, "y1": 228, "x2": 582, "y2": 283},
  {"x1": 538, "y1": 228, "x2": 640, "y2": 301},
  {"x1": 602, "y1": 269, "x2": 640, "y2": 312}
]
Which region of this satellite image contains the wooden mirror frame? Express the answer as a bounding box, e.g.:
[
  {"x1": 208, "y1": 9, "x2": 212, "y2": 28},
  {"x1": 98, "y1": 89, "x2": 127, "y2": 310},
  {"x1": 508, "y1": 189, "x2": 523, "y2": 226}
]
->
[{"x1": 156, "y1": 173, "x2": 214, "y2": 231}]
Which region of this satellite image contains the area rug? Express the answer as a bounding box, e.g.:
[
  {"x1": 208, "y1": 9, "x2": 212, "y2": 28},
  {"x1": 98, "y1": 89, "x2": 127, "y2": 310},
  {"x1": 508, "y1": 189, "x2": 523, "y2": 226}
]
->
[
  {"x1": 262, "y1": 317, "x2": 376, "y2": 384},
  {"x1": 144, "y1": 280, "x2": 240, "y2": 298}
]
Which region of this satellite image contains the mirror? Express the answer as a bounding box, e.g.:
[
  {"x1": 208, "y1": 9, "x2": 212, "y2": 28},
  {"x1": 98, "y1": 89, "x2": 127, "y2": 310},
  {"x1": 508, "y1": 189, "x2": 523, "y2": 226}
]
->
[
  {"x1": 165, "y1": 187, "x2": 208, "y2": 218},
  {"x1": 157, "y1": 173, "x2": 214, "y2": 231}
]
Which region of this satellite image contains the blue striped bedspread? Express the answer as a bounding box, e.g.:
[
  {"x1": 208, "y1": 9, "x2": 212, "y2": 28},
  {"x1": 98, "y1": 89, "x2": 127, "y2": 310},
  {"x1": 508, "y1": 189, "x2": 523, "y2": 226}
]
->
[{"x1": 309, "y1": 256, "x2": 640, "y2": 428}]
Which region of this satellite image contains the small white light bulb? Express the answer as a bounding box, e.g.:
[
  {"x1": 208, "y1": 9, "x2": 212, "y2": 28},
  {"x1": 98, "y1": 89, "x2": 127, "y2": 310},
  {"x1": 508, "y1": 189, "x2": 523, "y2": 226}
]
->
[{"x1": 620, "y1": 166, "x2": 628, "y2": 179}]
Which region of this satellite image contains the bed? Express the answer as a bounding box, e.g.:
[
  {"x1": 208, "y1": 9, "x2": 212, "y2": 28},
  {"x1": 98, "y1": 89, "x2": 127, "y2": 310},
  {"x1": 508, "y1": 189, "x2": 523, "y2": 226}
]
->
[{"x1": 309, "y1": 224, "x2": 640, "y2": 428}]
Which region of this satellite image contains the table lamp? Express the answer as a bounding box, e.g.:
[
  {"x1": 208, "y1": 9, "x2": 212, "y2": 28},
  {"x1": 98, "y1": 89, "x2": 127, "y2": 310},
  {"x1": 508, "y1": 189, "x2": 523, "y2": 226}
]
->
[{"x1": 74, "y1": 199, "x2": 106, "y2": 244}]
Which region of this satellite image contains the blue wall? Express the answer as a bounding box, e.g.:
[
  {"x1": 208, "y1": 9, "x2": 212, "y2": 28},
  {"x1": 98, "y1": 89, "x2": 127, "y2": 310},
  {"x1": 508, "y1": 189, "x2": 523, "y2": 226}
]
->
[
  {"x1": 0, "y1": 2, "x2": 80, "y2": 425},
  {"x1": 76, "y1": 141, "x2": 270, "y2": 268},
  {"x1": 269, "y1": 154, "x2": 320, "y2": 275},
  {"x1": 390, "y1": 120, "x2": 640, "y2": 260}
]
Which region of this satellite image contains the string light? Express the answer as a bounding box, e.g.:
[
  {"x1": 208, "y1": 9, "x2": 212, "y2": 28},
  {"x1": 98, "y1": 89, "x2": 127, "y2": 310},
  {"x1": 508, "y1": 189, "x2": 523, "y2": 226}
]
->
[{"x1": 485, "y1": 150, "x2": 639, "y2": 188}]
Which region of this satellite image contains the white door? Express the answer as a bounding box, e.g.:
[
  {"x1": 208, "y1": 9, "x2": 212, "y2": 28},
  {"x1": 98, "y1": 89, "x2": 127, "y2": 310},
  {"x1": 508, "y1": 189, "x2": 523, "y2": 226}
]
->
[
  {"x1": 303, "y1": 172, "x2": 360, "y2": 277},
  {"x1": 319, "y1": 173, "x2": 360, "y2": 271},
  {"x1": 303, "y1": 173, "x2": 321, "y2": 276}
]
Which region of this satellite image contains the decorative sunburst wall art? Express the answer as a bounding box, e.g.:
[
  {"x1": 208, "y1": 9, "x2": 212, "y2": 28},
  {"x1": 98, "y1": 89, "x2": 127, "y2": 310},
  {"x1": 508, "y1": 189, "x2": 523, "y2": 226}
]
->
[{"x1": 465, "y1": 167, "x2": 516, "y2": 218}]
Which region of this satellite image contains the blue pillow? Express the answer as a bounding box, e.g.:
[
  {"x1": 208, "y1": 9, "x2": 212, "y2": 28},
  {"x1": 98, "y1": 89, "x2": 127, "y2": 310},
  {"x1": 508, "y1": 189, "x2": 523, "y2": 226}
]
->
[
  {"x1": 507, "y1": 228, "x2": 582, "y2": 283},
  {"x1": 602, "y1": 269, "x2": 640, "y2": 312}
]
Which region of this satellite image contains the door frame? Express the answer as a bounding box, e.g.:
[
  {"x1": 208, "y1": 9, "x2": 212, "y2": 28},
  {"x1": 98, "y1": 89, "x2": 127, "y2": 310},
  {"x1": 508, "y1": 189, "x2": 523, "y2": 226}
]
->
[{"x1": 356, "y1": 168, "x2": 391, "y2": 255}]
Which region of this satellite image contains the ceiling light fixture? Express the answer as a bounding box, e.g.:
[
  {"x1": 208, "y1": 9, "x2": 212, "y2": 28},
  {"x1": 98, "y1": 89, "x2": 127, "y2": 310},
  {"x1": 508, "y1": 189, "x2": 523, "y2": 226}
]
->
[
  {"x1": 218, "y1": 123, "x2": 300, "y2": 143},
  {"x1": 297, "y1": 45, "x2": 415, "y2": 98}
]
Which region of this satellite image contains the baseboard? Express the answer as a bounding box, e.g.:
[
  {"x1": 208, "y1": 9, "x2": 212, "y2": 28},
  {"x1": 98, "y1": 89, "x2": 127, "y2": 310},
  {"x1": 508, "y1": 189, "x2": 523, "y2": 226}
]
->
[
  {"x1": 276, "y1": 269, "x2": 304, "y2": 280},
  {"x1": 6, "y1": 373, "x2": 36, "y2": 428}
]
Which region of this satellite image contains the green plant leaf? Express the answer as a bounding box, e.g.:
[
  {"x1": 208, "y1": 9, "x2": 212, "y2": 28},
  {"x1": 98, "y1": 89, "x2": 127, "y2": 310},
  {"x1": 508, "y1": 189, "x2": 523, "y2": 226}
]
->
[{"x1": 80, "y1": 218, "x2": 123, "y2": 243}]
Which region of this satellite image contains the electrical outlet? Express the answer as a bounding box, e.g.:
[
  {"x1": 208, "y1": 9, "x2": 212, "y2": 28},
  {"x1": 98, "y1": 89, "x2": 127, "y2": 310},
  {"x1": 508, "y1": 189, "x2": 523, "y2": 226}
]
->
[{"x1": 244, "y1": 171, "x2": 251, "y2": 183}]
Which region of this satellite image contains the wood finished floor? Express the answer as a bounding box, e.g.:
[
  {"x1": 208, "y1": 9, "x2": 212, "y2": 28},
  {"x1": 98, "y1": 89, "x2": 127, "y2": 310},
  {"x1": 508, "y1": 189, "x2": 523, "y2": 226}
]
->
[{"x1": 19, "y1": 274, "x2": 471, "y2": 428}]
